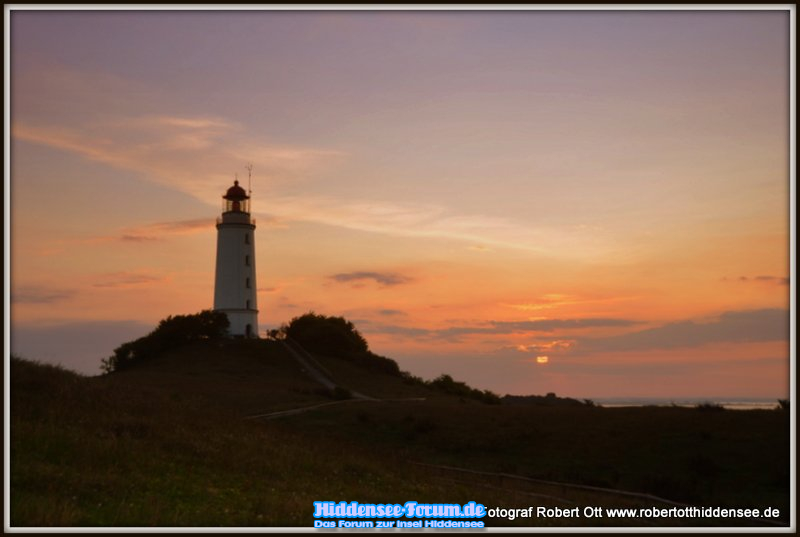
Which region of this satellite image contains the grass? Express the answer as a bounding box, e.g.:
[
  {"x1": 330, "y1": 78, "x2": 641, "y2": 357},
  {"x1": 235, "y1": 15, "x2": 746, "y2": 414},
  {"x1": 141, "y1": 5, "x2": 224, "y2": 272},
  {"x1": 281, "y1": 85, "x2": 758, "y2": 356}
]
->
[
  {"x1": 10, "y1": 356, "x2": 519, "y2": 527},
  {"x1": 9, "y1": 344, "x2": 791, "y2": 528},
  {"x1": 274, "y1": 399, "x2": 789, "y2": 513}
]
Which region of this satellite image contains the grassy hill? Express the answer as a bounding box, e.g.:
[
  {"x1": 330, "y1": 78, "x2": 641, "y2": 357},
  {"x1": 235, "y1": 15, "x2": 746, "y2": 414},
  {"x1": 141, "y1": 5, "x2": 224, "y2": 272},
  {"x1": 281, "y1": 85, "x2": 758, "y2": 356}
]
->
[{"x1": 9, "y1": 338, "x2": 791, "y2": 528}]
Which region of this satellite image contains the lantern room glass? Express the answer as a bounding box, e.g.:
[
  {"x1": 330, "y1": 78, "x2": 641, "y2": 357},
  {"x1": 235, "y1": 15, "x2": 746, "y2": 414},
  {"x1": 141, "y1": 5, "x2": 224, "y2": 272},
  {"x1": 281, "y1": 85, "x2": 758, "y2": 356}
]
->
[{"x1": 223, "y1": 197, "x2": 250, "y2": 214}]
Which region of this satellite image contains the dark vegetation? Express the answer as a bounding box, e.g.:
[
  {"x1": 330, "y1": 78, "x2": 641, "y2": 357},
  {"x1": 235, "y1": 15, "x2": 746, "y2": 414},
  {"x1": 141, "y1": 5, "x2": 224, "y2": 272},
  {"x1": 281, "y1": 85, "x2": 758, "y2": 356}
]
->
[
  {"x1": 695, "y1": 401, "x2": 726, "y2": 412},
  {"x1": 101, "y1": 310, "x2": 229, "y2": 373},
  {"x1": 503, "y1": 393, "x2": 596, "y2": 407},
  {"x1": 10, "y1": 311, "x2": 791, "y2": 527},
  {"x1": 280, "y1": 312, "x2": 401, "y2": 376},
  {"x1": 278, "y1": 313, "x2": 502, "y2": 404}
]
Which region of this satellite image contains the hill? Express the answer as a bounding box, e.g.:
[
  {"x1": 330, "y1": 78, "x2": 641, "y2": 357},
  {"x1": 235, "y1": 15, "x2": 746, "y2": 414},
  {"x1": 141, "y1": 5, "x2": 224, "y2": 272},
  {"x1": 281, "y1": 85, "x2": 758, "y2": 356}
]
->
[{"x1": 9, "y1": 336, "x2": 791, "y2": 528}]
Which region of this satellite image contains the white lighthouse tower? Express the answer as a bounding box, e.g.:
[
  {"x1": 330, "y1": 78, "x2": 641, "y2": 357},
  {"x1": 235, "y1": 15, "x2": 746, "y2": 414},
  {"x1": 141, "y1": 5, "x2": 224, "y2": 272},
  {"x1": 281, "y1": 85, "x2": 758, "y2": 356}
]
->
[{"x1": 214, "y1": 178, "x2": 259, "y2": 337}]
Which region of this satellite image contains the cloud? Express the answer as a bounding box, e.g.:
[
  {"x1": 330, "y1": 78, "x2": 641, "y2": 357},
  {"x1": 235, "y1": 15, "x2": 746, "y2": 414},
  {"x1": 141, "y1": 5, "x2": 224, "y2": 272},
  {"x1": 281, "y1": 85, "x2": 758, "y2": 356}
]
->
[
  {"x1": 362, "y1": 317, "x2": 639, "y2": 342},
  {"x1": 329, "y1": 271, "x2": 413, "y2": 287},
  {"x1": 509, "y1": 340, "x2": 576, "y2": 354},
  {"x1": 11, "y1": 65, "x2": 611, "y2": 258},
  {"x1": 142, "y1": 218, "x2": 214, "y2": 233},
  {"x1": 116, "y1": 218, "x2": 214, "y2": 242},
  {"x1": 269, "y1": 194, "x2": 606, "y2": 256},
  {"x1": 737, "y1": 275, "x2": 790, "y2": 285},
  {"x1": 365, "y1": 309, "x2": 789, "y2": 352},
  {"x1": 362, "y1": 323, "x2": 432, "y2": 338},
  {"x1": 499, "y1": 318, "x2": 636, "y2": 332},
  {"x1": 378, "y1": 309, "x2": 406, "y2": 316},
  {"x1": 11, "y1": 286, "x2": 75, "y2": 304},
  {"x1": 92, "y1": 272, "x2": 165, "y2": 289},
  {"x1": 258, "y1": 287, "x2": 281, "y2": 293},
  {"x1": 506, "y1": 294, "x2": 642, "y2": 312},
  {"x1": 12, "y1": 116, "x2": 344, "y2": 205},
  {"x1": 94, "y1": 218, "x2": 262, "y2": 244},
  {"x1": 507, "y1": 294, "x2": 585, "y2": 311},
  {"x1": 576, "y1": 308, "x2": 789, "y2": 354},
  {"x1": 119, "y1": 234, "x2": 160, "y2": 242}
]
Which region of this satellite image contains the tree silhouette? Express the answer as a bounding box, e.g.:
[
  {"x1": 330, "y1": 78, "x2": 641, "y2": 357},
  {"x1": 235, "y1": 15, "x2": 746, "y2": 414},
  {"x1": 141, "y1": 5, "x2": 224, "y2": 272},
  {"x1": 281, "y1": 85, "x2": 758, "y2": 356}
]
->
[{"x1": 102, "y1": 310, "x2": 229, "y2": 373}]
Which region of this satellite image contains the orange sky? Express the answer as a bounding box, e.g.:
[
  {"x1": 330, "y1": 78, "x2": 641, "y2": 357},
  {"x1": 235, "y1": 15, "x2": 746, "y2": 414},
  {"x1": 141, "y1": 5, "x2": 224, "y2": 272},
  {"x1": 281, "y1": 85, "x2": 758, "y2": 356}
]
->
[{"x1": 7, "y1": 8, "x2": 793, "y2": 398}]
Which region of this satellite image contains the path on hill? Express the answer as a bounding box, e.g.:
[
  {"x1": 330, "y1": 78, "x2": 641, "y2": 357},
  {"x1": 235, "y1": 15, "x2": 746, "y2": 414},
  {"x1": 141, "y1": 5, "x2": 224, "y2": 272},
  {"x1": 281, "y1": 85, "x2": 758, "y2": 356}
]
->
[
  {"x1": 242, "y1": 338, "x2": 425, "y2": 421},
  {"x1": 244, "y1": 399, "x2": 374, "y2": 421},
  {"x1": 244, "y1": 396, "x2": 427, "y2": 421},
  {"x1": 280, "y1": 338, "x2": 375, "y2": 400}
]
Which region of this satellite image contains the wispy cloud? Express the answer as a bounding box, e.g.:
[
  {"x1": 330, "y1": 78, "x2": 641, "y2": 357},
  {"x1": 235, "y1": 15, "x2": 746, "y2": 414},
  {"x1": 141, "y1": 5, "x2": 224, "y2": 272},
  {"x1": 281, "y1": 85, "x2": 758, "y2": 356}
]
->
[
  {"x1": 329, "y1": 271, "x2": 414, "y2": 287},
  {"x1": 730, "y1": 275, "x2": 790, "y2": 286},
  {"x1": 116, "y1": 218, "x2": 215, "y2": 242},
  {"x1": 363, "y1": 317, "x2": 639, "y2": 342},
  {"x1": 506, "y1": 294, "x2": 641, "y2": 312},
  {"x1": 507, "y1": 294, "x2": 584, "y2": 312},
  {"x1": 508, "y1": 340, "x2": 576, "y2": 354},
  {"x1": 11, "y1": 67, "x2": 612, "y2": 257},
  {"x1": 576, "y1": 309, "x2": 788, "y2": 354},
  {"x1": 52, "y1": 218, "x2": 220, "y2": 246},
  {"x1": 92, "y1": 272, "x2": 166, "y2": 289},
  {"x1": 119, "y1": 234, "x2": 160, "y2": 243},
  {"x1": 11, "y1": 286, "x2": 75, "y2": 304},
  {"x1": 12, "y1": 115, "x2": 344, "y2": 205},
  {"x1": 365, "y1": 309, "x2": 789, "y2": 353},
  {"x1": 268, "y1": 194, "x2": 604, "y2": 256},
  {"x1": 258, "y1": 287, "x2": 281, "y2": 294}
]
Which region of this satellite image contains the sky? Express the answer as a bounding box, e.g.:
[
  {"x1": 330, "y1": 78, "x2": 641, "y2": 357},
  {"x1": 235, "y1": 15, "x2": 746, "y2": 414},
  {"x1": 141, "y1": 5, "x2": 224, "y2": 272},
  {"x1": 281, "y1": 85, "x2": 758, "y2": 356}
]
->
[{"x1": 7, "y1": 7, "x2": 794, "y2": 399}]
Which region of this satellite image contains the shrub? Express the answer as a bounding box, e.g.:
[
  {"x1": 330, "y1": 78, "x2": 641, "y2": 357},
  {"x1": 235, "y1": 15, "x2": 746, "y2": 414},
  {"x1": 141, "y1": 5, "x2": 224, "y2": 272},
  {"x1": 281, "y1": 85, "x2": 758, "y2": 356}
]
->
[
  {"x1": 101, "y1": 310, "x2": 229, "y2": 373},
  {"x1": 283, "y1": 312, "x2": 368, "y2": 357},
  {"x1": 281, "y1": 312, "x2": 498, "y2": 402},
  {"x1": 427, "y1": 374, "x2": 501, "y2": 405},
  {"x1": 282, "y1": 312, "x2": 401, "y2": 376},
  {"x1": 695, "y1": 401, "x2": 725, "y2": 412},
  {"x1": 400, "y1": 371, "x2": 426, "y2": 386}
]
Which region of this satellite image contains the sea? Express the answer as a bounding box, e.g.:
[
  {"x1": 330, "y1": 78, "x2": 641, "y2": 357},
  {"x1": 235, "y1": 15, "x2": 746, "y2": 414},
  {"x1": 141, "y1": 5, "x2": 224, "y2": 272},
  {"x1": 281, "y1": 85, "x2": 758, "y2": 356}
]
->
[{"x1": 591, "y1": 397, "x2": 784, "y2": 411}]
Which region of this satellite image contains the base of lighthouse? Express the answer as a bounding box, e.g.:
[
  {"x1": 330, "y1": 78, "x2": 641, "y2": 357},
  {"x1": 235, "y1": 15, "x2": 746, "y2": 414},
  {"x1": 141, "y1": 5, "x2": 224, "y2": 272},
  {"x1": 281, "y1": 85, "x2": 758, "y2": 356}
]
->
[{"x1": 218, "y1": 309, "x2": 259, "y2": 338}]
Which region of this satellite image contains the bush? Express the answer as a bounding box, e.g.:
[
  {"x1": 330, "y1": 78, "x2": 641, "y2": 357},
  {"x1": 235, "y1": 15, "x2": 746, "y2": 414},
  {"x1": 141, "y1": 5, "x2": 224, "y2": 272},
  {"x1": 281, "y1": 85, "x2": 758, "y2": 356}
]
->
[
  {"x1": 281, "y1": 312, "x2": 498, "y2": 402},
  {"x1": 282, "y1": 312, "x2": 401, "y2": 376},
  {"x1": 102, "y1": 310, "x2": 230, "y2": 373},
  {"x1": 695, "y1": 401, "x2": 725, "y2": 412},
  {"x1": 283, "y1": 312, "x2": 368, "y2": 357},
  {"x1": 400, "y1": 371, "x2": 426, "y2": 386},
  {"x1": 427, "y1": 374, "x2": 501, "y2": 405}
]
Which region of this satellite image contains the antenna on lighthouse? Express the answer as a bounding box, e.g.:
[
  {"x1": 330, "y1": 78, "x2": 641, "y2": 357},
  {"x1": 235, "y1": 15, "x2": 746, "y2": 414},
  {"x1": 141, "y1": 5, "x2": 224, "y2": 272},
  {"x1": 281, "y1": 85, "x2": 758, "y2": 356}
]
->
[{"x1": 245, "y1": 162, "x2": 253, "y2": 196}]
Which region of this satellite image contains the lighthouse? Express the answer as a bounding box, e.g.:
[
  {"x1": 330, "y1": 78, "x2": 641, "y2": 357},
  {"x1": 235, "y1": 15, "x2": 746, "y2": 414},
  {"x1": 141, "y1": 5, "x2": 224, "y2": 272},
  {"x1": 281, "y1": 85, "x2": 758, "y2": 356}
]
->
[{"x1": 214, "y1": 179, "x2": 259, "y2": 337}]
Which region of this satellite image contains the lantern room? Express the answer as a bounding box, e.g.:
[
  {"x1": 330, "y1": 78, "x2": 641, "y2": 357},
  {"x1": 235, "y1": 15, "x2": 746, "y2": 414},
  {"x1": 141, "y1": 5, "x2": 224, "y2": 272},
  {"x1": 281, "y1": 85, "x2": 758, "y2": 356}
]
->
[{"x1": 222, "y1": 180, "x2": 250, "y2": 214}]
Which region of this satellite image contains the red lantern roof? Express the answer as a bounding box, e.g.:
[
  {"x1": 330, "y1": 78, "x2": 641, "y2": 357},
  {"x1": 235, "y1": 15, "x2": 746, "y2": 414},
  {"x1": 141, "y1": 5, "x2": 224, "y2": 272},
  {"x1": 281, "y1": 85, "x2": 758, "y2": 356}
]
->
[{"x1": 224, "y1": 180, "x2": 248, "y2": 200}]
